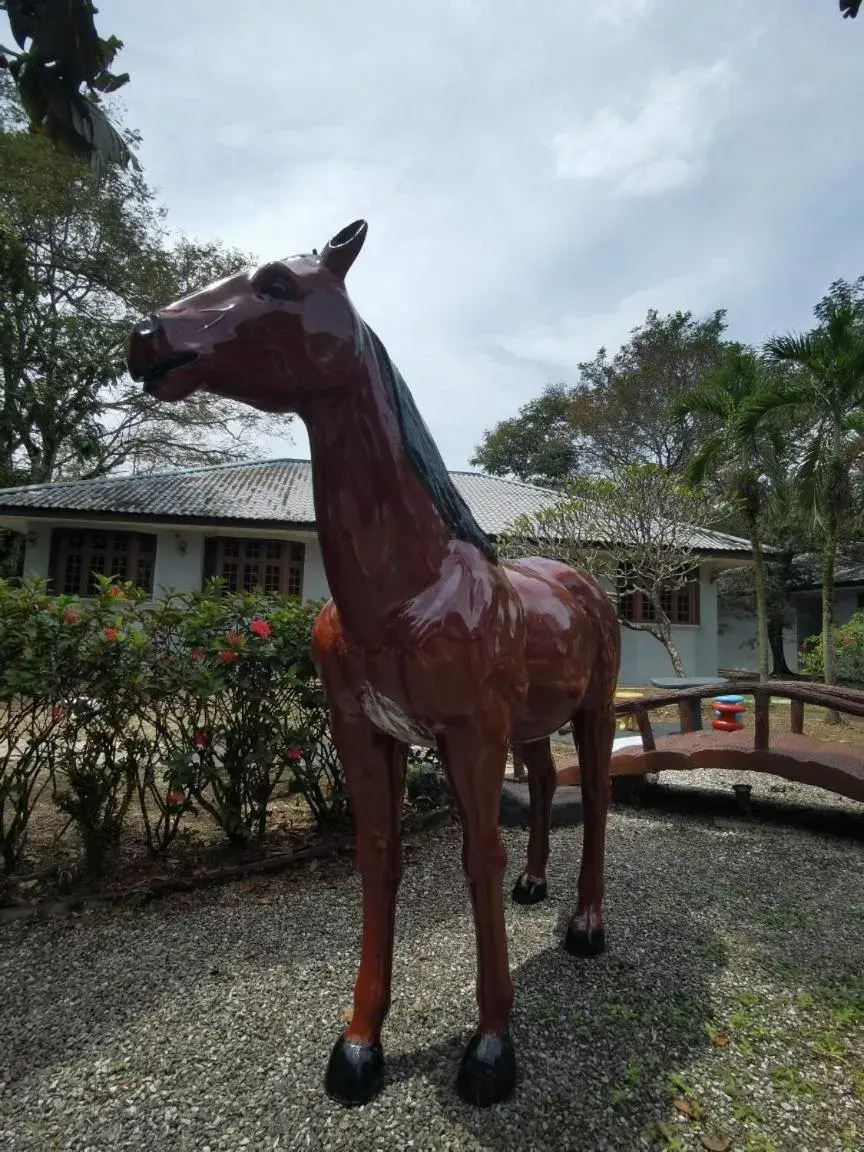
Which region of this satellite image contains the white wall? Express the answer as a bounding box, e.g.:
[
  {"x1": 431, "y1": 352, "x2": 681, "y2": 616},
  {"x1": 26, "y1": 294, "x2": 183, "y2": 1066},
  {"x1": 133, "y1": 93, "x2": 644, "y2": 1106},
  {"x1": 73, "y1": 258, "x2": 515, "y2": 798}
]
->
[
  {"x1": 301, "y1": 539, "x2": 330, "y2": 601},
  {"x1": 617, "y1": 630, "x2": 720, "y2": 683},
  {"x1": 17, "y1": 519, "x2": 324, "y2": 604},
  {"x1": 614, "y1": 568, "x2": 721, "y2": 686},
  {"x1": 15, "y1": 518, "x2": 746, "y2": 686},
  {"x1": 21, "y1": 522, "x2": 51, "y2": 580},
  {"x1": 153, "y1": 530, "x2": 204, "y2": 594},
  {"x1": 717, "y1": 602, "x2": 799, "y2": 673}
]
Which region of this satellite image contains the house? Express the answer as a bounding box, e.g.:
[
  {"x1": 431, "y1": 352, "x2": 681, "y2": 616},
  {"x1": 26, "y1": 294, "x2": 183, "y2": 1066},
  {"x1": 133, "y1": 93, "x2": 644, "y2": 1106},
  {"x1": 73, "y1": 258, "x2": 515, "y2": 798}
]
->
[
  {"x1": 0, "y1": 457, "x2": 758, "y2": 686},
  {"x1": 792, "y1": 561, "x2": 864, "y2": 642},
  {"x1": 715, "y1": 555, "x2": 864, "y2": 675}
]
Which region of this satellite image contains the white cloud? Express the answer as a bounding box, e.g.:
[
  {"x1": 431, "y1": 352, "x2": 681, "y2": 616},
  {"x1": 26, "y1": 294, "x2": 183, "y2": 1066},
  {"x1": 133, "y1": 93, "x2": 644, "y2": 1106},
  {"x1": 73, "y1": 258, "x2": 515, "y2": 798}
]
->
[
  {"x1": 551, "y1": 61, "x2": 735, "y2": 197},
  {"x1": 486, "y1": 250, "x2": 751, "y2": 375},
  {"x1": 47, "y1": 0, "x2": 864, "y2": 470},
  {"x1": 587, "y1": 0, "x2": 657, "y2": 27}
]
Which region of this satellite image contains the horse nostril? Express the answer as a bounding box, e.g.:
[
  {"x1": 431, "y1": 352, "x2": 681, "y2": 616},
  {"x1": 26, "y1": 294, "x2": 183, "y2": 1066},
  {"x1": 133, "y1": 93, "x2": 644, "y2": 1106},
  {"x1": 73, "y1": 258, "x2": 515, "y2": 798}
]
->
[{"x1": 134, "y1": 317, "x2": 161, "y2": 338}]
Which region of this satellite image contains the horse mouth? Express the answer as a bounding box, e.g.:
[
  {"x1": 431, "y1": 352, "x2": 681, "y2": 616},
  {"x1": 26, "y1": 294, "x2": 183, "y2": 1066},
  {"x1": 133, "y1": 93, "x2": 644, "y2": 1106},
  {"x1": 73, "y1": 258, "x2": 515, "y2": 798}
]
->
[
  {"x1": 133, "y1": 352, "x2": 198, "y2": 385},
  {"x1": 133, "y1": 353, "x2": 200, "y2": 399}
]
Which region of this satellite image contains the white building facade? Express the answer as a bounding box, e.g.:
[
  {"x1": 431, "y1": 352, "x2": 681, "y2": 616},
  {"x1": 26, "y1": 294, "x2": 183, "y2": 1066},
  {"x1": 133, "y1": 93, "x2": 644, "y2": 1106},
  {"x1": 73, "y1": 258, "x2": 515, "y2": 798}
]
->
[{"x1": 0, "y1": 459, "x2": 761, "y2": 687}]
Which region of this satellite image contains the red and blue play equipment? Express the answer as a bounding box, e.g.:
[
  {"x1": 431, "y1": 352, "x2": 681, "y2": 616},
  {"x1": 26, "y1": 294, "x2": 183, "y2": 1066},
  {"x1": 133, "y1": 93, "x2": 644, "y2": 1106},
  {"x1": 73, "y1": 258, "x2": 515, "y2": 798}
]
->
[{"x1": 712, "y1": 694, "x2": 746, "y2": 732}]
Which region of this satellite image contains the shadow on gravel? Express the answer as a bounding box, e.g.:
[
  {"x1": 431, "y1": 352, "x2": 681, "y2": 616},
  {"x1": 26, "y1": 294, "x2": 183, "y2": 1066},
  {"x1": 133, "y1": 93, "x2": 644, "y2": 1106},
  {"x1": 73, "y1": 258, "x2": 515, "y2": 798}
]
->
[
  {"x1": 385, "y1": 908, "x2": 726, "y2": 1150},
  {"x1": 0, "y1": 827, "x2": 468, "y2": 1092},
  {"x1": 623, "y1": 780, "x2": 864, "y2": 841}
]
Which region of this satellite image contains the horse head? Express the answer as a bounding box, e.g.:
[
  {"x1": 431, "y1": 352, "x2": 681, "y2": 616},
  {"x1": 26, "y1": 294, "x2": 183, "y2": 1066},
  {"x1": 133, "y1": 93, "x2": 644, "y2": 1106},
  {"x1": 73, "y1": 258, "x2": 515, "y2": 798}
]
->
[{"x1": 126, "y1": 220, "x2": 369, "y2": 413}]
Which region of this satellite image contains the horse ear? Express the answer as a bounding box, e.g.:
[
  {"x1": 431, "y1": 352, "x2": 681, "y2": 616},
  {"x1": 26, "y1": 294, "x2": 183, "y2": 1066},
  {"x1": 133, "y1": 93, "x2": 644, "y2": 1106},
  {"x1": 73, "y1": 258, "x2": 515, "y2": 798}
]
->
[{"x1": 320, "y1": 220, "x2": 368, "y2": 279}]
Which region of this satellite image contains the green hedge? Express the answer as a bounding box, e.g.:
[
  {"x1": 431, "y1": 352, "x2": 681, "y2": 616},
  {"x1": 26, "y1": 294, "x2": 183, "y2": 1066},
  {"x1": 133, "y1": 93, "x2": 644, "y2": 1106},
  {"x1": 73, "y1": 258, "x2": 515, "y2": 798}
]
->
[
  {"x1": 799, "y1": 612, "x2": 864, "y2": 686},
  {"x1": 0, "y1": 576, "x2": 347, "y2": 875}
]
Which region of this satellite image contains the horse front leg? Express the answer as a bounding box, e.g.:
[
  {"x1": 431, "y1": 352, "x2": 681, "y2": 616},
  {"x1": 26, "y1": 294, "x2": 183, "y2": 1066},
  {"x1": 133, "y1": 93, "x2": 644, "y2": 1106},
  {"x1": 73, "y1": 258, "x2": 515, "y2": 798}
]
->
[
  {"x1": 437, "y1": 717, "x2": 516, "y2": 1107},
  {"x1": 566, "y1": 702, "x2": 615, "y2": 956},
  {"x1": 324, "y1": 708, "x2": 406, "y2": 1107},
  {"x1": 511, "y1": 737, "x2": 556, "y2": 906}
]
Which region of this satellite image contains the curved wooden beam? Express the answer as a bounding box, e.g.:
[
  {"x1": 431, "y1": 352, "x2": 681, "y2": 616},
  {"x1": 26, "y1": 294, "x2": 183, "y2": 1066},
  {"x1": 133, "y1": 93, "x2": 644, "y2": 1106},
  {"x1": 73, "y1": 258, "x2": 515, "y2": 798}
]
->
[
  {"x1": 556, "y1": 730, "x2": 864, "y2": 804},
  {"x1": 553, "y1": 679, "x2": 864, "y2": 807},
  {"x1": 609, "y1": 730, "x2": 864, "y2": 804}
]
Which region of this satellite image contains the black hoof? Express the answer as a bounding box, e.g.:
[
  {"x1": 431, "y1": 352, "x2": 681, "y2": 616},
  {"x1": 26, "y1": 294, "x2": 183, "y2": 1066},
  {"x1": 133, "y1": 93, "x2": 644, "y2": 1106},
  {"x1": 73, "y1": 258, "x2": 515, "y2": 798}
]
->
[
  {"x1": 325, "y1": 1035, "x2": 384, "y2": 1106},
  {"x1": 512, "y1": 873, "x2": 548, "y2": 905},
  {"x1": 456, "y1": 1030, "x2": 517, "y2": 1107},
  {"x1": 564, "y1": 922, "x2": 606, "y2": 958}
]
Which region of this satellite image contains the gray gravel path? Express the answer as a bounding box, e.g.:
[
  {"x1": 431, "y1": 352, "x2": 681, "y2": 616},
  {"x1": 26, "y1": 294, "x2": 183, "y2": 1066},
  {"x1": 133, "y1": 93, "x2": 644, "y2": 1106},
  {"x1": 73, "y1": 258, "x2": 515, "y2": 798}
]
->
[{"x1": 1, "y1": 784, "x2": 863, "y2": 1152}]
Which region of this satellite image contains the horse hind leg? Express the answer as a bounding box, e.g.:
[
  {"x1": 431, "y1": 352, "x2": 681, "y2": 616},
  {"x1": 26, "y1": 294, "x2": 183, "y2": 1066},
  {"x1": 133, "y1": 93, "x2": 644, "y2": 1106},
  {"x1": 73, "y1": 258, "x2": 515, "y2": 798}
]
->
[
  {"x1": 565, "y1": 702, "x2": 615, "y2": 957},
  {"x1": 511, "y1": 738, "x2": 557, "y2": 906}
]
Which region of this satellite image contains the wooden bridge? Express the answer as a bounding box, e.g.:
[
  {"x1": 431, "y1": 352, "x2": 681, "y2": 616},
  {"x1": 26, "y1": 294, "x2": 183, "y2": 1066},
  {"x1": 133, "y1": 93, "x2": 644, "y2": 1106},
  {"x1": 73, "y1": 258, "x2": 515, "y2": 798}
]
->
[{"x1": 554, "y1": 680, "x2": 864, "y2": 805}]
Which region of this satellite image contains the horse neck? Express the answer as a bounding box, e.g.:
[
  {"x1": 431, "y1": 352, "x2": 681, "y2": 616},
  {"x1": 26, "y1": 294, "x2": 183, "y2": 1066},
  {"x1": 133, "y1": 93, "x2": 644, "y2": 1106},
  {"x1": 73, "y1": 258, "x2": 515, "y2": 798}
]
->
[{"x1": 305, "y1": 346, "x2": 452, "y2": 639}]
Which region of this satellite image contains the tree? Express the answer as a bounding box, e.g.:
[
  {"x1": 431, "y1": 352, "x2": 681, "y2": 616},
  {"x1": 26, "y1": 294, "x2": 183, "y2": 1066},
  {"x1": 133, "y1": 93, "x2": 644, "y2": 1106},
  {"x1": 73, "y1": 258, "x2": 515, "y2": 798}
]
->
[
  {"x1": 498, "y1": 464, "x2": 725, "y2": 676},
  {"x1": 469, "y1": 384, "x2": 578, "y2": 487},
  {"x1": 714, "y1": 445, "x2": 816, "y2": 679},
  {"x1": 471, "y1": 308, "x2": 731, "y2": 484},
  {"x1": 673, "y1": 347, "x2": 790, "y2": 682},
  {"x1": 0, "y1": 0, "x2": 135, "y2": 176},
  {"x1": 0, "y1": 75, "x2": 293, "y2": 488},
  {"x1": 760, "y1": 279, "x2": 864, "y2": 718}
]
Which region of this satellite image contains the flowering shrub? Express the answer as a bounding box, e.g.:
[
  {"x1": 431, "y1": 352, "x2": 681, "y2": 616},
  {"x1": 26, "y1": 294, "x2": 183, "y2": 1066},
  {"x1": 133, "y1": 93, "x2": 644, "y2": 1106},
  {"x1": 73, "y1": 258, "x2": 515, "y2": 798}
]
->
[
  {"x1": 148, "y1": 582, "x2": 345, "y2": 844},
  {"x1": 0, "y1": 576, "x2": 347, "y2": 873},
  {"x1": 799, "y1": 612, "x2": 864, "y2": 685},
  {"x1": 0, "y1": 578, "x2": 72, "y2": 872},
  {"x1": 50, "y1": 578, "x2": 151, "y2": 873}
]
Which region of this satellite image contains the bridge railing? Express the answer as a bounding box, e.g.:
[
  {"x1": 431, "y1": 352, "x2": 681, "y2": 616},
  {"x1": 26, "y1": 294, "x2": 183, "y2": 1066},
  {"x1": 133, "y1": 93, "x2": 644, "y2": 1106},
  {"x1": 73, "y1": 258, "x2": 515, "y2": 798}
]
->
[{"x1": 615, "y1": 680, "x2": 864, "y2": 753}]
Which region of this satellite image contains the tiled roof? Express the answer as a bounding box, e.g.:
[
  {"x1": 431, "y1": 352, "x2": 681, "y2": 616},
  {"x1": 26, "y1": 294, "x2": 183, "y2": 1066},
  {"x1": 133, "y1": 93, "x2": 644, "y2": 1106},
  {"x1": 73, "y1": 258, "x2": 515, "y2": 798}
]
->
[
  {"x1": 788, "y1": 555, "x2": 864, "y2": 590},
  {"x1": 0, "y1": 458, "x2": 754, "y2": 554}
]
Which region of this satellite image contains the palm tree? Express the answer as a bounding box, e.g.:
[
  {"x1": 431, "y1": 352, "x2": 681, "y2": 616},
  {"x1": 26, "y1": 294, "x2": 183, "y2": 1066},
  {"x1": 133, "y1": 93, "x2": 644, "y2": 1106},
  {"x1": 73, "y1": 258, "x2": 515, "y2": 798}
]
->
[
  {"x1": 758, "y1": 296, "x2": 864, "y2": 718},
  {"x1": 674, "y1": 347, "x2": 782, "y2": 682},
  {"x1": 755, "y1": 432, "x2": 819, "y2": 678}
]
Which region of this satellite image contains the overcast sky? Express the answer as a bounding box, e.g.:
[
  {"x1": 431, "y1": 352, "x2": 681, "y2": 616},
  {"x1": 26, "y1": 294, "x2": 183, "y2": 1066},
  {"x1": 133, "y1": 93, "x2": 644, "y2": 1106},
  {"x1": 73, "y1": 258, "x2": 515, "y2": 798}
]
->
[{"x1": 96, "y1": 1, "x2": 864, "y2": 468}]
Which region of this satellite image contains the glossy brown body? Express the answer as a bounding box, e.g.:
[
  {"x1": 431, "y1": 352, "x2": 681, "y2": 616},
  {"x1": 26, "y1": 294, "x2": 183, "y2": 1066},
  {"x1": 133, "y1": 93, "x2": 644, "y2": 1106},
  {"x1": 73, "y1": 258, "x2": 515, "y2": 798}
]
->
[{"x1": 126, "y1": 220, "x2": 621, "y2": 1108}]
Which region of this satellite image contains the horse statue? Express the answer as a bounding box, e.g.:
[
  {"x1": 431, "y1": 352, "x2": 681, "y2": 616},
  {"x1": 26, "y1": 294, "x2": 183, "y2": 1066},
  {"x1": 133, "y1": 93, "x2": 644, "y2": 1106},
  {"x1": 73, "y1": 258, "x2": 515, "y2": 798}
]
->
[{"x1": 126, "y1": 220, "x2": 621, "y2": 1109}]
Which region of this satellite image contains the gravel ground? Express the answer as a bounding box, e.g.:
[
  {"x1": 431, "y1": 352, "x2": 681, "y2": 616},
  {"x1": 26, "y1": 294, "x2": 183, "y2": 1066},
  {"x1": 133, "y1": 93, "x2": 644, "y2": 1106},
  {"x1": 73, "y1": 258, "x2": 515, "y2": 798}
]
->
[{"x1": 1, "y1": 776, "x2": 863, "y2": 1152}]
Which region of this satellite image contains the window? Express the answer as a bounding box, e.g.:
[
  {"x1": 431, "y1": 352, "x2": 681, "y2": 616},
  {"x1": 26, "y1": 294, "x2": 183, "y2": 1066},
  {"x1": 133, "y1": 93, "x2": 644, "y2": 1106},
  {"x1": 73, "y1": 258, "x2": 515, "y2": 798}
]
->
[
  {"x1": 51, "y1": 529, "x2": 156, "y2": 595},
  {"x1": 204, "y1": 537, "x2": 304, "y2": 598},
  {"x1": 617, "y1": 565, "x2": 700, "y2": 626}
]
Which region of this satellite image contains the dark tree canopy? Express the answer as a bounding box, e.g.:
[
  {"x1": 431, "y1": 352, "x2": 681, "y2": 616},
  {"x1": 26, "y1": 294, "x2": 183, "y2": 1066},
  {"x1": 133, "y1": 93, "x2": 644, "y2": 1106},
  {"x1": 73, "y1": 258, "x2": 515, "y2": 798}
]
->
[
  {"x1": 0, "y1": 73, "x2": 293, "y2": 489},
  {"x1": 469, "y1": 384, "x2": 579, "y2": 488},
  {"x1": 472, "y1": 308, "x2": 731, "y2": 486},
  {"x1": 0, "y1": 0, "x2": 134, "y2": 175}
]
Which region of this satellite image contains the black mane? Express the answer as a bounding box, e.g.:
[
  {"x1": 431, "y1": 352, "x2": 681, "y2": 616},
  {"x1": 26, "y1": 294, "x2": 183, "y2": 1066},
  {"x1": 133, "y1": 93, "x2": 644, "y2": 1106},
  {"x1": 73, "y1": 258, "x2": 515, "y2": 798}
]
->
[{"x1": 363, "y1": 323, "x2": 498, "y2": 564}]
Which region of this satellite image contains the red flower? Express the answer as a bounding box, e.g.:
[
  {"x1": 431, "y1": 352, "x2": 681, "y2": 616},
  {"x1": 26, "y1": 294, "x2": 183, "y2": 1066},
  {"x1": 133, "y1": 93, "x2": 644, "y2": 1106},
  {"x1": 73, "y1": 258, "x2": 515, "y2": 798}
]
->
[
  {"x1": 249, "y1": 617, "x2": 271, "y2": 639},
  {"x1": 167, "y1": 789, "x2": 185, "y2": 809},
  {"x1": 226, "y1": 630, "x2": 245, "y2": 649},
  {"x1": 103, "y1": 627, "x2": 119, "y2": 642},
  {"x1": 64, "y1": 608, "x2": 78, "y2": 623},
  {"x1": 106, "y1": 585, "x2": 126, "y2": 599},
  {"x1": 282, "y1": 747, "x2": 303, "y2": 761},
  {"x1": 191, "y1": 647, "x2": 206, "y2": 663},
  {"x1": 218, "y1": 649, "x2": 237, "y2": 664},
  {"x1": 193, "y1": 728, "x2": 210, "y2": 749}
]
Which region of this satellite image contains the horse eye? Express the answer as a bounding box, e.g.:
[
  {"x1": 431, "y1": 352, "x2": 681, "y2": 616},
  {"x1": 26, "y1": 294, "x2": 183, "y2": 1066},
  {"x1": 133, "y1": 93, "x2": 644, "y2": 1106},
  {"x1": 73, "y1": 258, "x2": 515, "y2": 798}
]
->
[{"x1": 254, "y1": 264, "x2": 302, "y2": 302}]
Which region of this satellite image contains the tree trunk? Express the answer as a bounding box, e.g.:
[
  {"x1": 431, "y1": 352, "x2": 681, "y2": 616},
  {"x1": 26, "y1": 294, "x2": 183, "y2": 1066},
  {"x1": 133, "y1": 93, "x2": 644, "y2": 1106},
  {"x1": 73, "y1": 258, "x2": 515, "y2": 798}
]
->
[
  {"x1": 748, "y1": 513, "x2": 771, "y2": 683},
  {"x1": 655, "y1": 616, "x2": 686, "y2": 677},
  {"x1": 821, "y1": 528, "x2": 840, "y2": 724},
  {"x1": 621, "y1": 618, "x2": 687, "y2": 676},
  {"x1": 767, "y1": 610, "x2": 795, "y2": 677}
]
